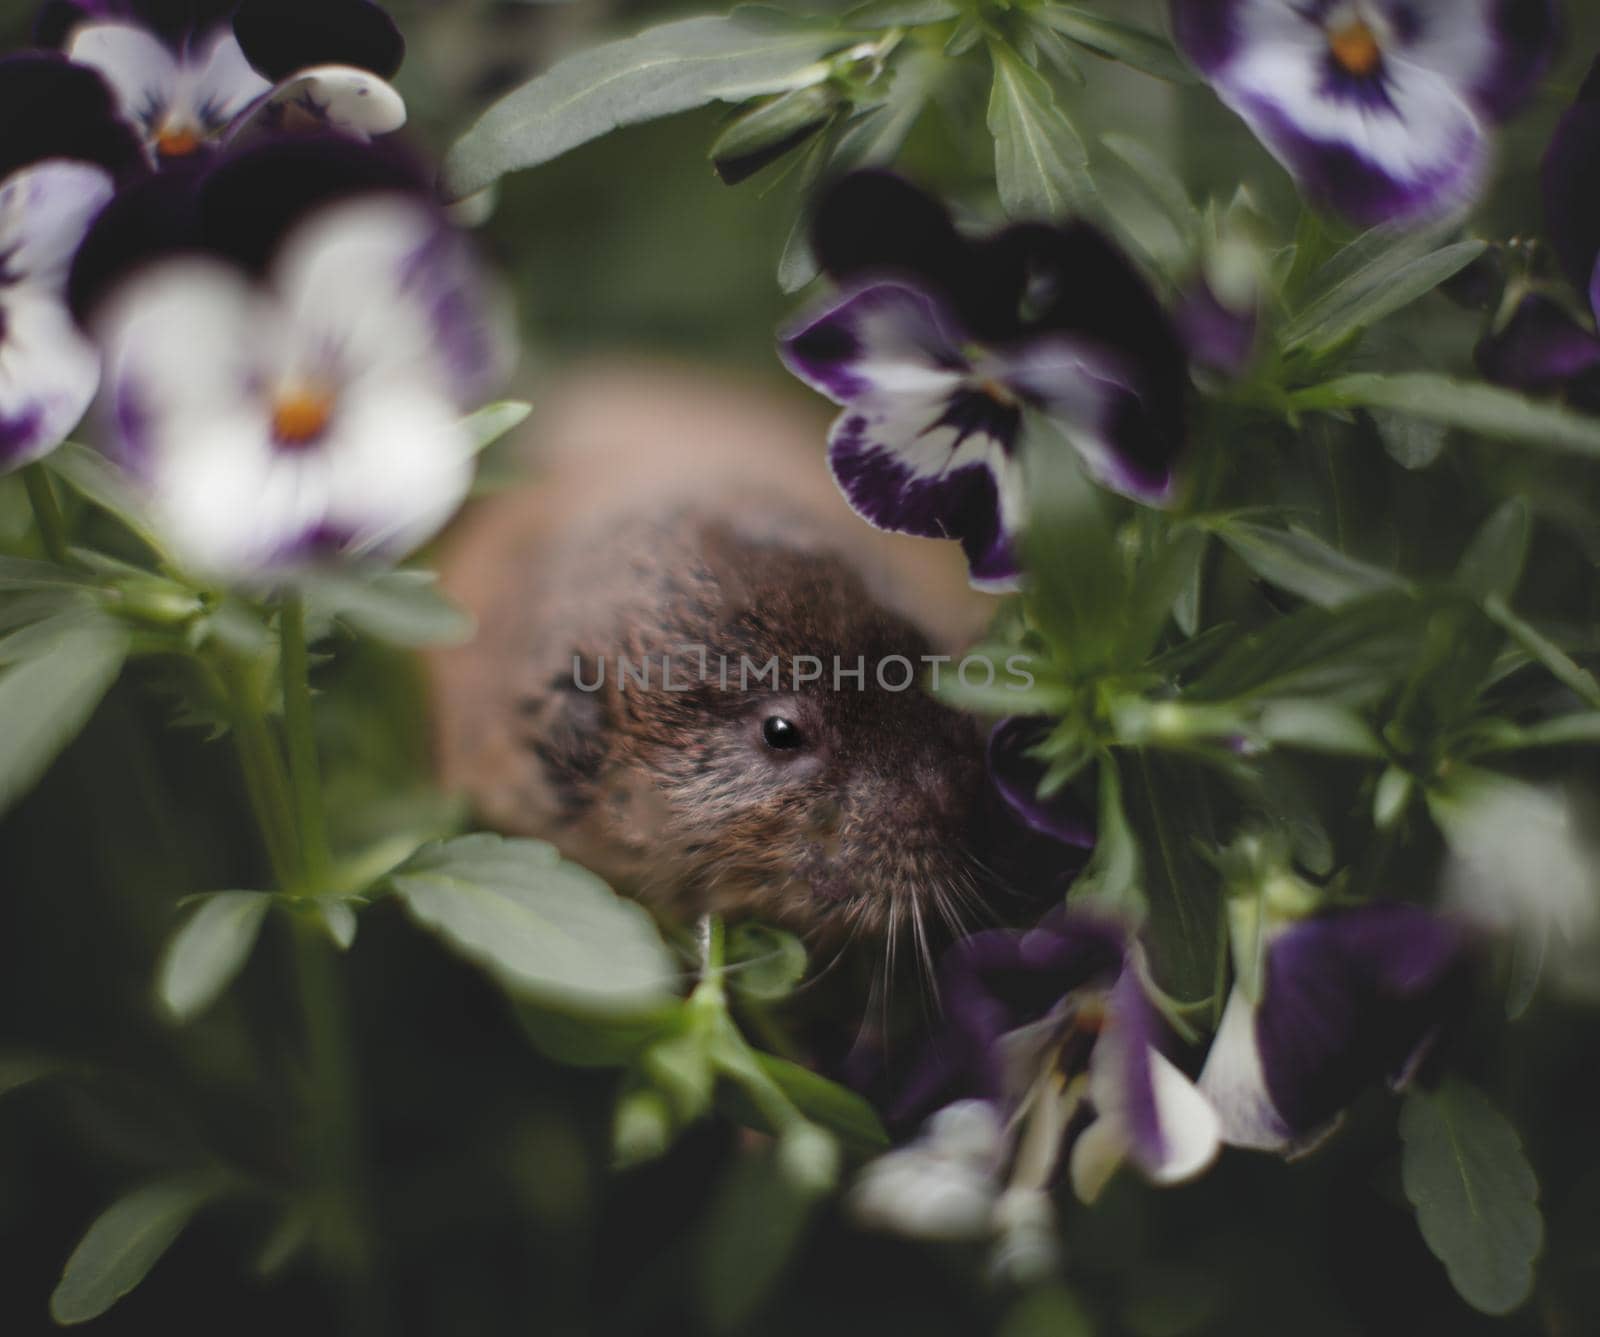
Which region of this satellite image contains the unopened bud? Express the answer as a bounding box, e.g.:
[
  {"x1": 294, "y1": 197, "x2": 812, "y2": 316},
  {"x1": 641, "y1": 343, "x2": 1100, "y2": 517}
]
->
[{"x1": 711, "y1": 84, "x2": 841, "y2": 185}]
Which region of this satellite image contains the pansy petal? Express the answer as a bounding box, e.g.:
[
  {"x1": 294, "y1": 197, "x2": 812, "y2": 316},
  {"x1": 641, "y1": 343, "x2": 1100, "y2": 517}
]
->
[
  {"x1": 987, "y1": 717, "x2": 1095, "y2": 848},
  {"x1": 1250, "y1": 905, "x2": 1469, "y2": 1138},
  {"x1": 234, "y1": 0, "x2": 406, "y2": 82},
  {"x1": 1197, "y1": 986, "x2": 1294, "y2": 1151},
  {"x1": 1474, "y1": 294, "x2": 1600, "y2": 395},
  {"x1": 0, "y1": 293, "x2": 101, "y2": 472},
  {"x1": 1089, "y1": 968, "x2": 1219, "y2": 1184},
  {"x1": 0, "y1": 53, "x2": 145, "y2": 184},
  {"x1": 1395, "y1": 0, "x2": 1559, "y2": 120},
  {"x1": 993, "y1": 336, "x2": 1179, "y2": 504},
  {"x1": 67, "y1": 165, "x2": 204, "y2": 324},
  {"x1": 1543, "y1": 60, "x2": 1600, "y2": 293},
  {"x1": 1067, "y1": 1113, "x2": 1126, "y2": 1204},
  {"x1": 184, "y1": 27, "x2": 273, "y2": 131},
  {"x1": 231, "y1": 65, "x2": 407, "y2": 146},
  {"x1": 1174, "y1": 277, "x2": 1259, "y2": 379},
  {"x1": 0, "y1": 160, "x2": 115, "y2": 290},
  {"x1": 67, "y1": 21, "x2": 181, "y2": 141}
]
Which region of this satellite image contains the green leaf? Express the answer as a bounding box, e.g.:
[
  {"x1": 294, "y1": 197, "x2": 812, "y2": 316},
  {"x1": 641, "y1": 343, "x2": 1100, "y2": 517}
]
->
[
  {"x1": 1216, "y1": 521, "x2": 1409, "y2": 608},
  {"x1": 1101, "y1": 132, "x2": 1199, "y2": 248},
  {"x1": 45, "y1": 442, "x2": 167, "y2": 552},
  {"x1": 311, "y1": 898, "x2": 359, "y2": 951},
  {"x1": 844, "y1": 0, "x2": 961, "y2": 28},
  {"x1": 0, "y1": 554, "x2": 87, "y2": 591},
  {"x1": 51, "y1": 1177, "x2": 223, "y2": 1325},
  {"x1": 1456, "y1": 498, "x2": 1531, "y2": 603},
  {"x1": 391, "y1": 834, "x2": 679, "y2": 1015},
  {"x1": 0, "y1": 619, "x2": 128, "y2": 817},
  {"x1": 441, "y1": 10, "x2": 852, "y2": 200},
  {"x1": 1468, "y1": 711, "x2": 1600, "y2": 753},
  {"x1": 987, "y1": 40, "x2": 1091, "y2": 219},
  {"x1": 1371, "y1": 408, "x2": 1448, "y2": 471},
  {"x1": 1257, "y1": 699, "x2": 1383, "y2": 757},
  {"x1": 1291, "y1": 373, "x2": 1600, "y2": 458},
  {"x1": 514, "y1": 1000, "x2": 679, "y2": 1068},
  {"x1": 1283, "y1": 241, "x2": 1484, "y2": 352},
  {"x1": 1035, "y1": 6, "x2": 1195, "y2": 84},
  {"x1": 754, "y1": 1053, "x2": 888, "y2": 1151},
  {"x1": 725, "y1": 922, "x2": 807, "y2": 1001},
  {"x1": 1483, "y1": 595, "x2": 1600, "y2": 707},
  {"x1": 698, "y1": 1144, "x2": 820, "y2": 1334},
  {"x1": 1000, "y1": 1285, "x2": 1094, "y2": 1337},
  {"x1": 156, "y1": 891, "x2": 274, "y2": 1023},
  {"x1": 303, "y1": 568, "x2": 474, "y2": 647},
  {"x1": 0, "y1": 1051, "x2": 78, "y2": 1100},
  {"x1": 1070, "y1": 756, "x2": 1141, "y2": 912},
  {"x1": 1400, "y1": 1078, "x2": 1543, "y2": 1316},
  {"x1": 461, "y1": 401, "x2": 532, "y2": 455}
]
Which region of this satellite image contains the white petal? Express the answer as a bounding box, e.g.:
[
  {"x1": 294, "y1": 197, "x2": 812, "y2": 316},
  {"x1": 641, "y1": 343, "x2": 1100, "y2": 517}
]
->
[
  {"x1": 321, "y1": 383, "x2": 474, "y2": 562},
  {"x1": 1008, "y1": 1068, "x2": 1081, "y2": 1193},
  {"x1": 1397, "y1": 0, "x2": 1499, "y2": 91},
  {"x1": 0, "y1": 292, "x2": 101, "y2": 472},
  {"x1": 67, "y1": 21, "x2": 180, "y2": 139},
  {"x1": 1067, "y1": 1114, "x2": 1126, "y2": 1204},
  {"x1": 231, "y1": 65, "x2": 407, "y2": 145},
  {"x1": 181, "y1": 29, "x2": 271, "y2": 132},
  {"x1": 1141, "y1": 1051, "x2": 1222, "y2": 1184},
  {"x1": 848, "y1": 1102, "x2": 1004, "y2": 1241},
  {"x1": 0, "y1": 161, "x2": 115, "y2": 290},
  {"x1": 1197, "y1": 987, "x2": 1293, "y2": 1152}
]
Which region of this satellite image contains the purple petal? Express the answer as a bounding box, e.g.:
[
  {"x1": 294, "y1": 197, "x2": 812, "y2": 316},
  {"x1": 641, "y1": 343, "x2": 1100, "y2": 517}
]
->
[
  {"x1": 67, "y1": 164, "x2": 204, "y2": 323},
  {"x1": 1174, "y1": 276, "x2": 1258, "y2": 378},
  {"x1": 1464, "y1": 0, "x2": 1561, "y2": 120},
  {"x1": 1475, "y1": 294, "x2": 1600, "y2": 395},
  {"x1": 987, "y1": 717, "x2": 1095, "y2": 848},
  {"x1": 1253, "y1": 904, "x2": 1471, "y2": 1137},
  {"x1": 779, "y1": 279, "x2": 966, "y2": 404},
  {"x1": 1168, "y1": 0, "x2": 1245, "y2": 78},
  {"x1": 37, "y1": 0, "x2": 237, "y2": 49},
  {"x1": 234, "y1": 0, "x2": 406, "y2": 81},
  {"x1": 1543, "y1": 59, "x2": 1600, "y2": 293}
]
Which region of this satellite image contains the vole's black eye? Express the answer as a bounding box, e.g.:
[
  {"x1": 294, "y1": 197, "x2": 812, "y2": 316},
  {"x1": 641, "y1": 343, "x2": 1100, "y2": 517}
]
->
[{"x1": 762, "y1": 716, "x2": 802, "y2": 750}]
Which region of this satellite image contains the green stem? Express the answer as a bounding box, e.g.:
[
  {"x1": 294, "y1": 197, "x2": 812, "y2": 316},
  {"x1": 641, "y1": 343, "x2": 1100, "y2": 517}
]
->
[
  {"x1": 22, "y1": 464, "x2": 69, "y2": 565},
  {"x1": 226, "y1": 658, "x2": 299, "y2": 892},
  {"x1": 279, "y1": 594, "x2": 330, "y2": 889}
]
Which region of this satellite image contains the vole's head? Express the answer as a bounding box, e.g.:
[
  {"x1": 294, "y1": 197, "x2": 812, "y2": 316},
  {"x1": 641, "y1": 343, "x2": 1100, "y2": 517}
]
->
[{"x1": 536, "y1": 521, "x2": 1012, "y2": 948}]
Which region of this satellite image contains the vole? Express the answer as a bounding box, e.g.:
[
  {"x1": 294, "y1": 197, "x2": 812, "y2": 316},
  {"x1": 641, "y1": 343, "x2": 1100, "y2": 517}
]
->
[{"x1": 429, "y1": 360, "x2": 1017, "y2": 957}]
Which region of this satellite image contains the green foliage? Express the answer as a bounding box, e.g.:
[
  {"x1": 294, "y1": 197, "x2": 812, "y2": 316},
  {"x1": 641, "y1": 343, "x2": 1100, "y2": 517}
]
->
[
  {"x1": 156, "y1": 891, "x2": 274, "y2": 1022},
  {"x1": 1401, "y1": 1079, "x2": 1544, "y2": 1316},
  {"x1": 50, "y1": 1176, "x2": 226, "y2": 1325},
  {"x1": 987, "y1": 39, "x2": 1092, "y2": 218},
  {"x1": 389, "y1": 834, "x2": 680, "y2": 1015}
]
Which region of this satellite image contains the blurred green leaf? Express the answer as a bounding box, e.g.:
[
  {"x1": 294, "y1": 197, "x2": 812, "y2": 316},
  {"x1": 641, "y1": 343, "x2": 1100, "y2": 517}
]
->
[
  {"x1": 1257, "y1": 699, "x2": 1383, "y2": 757},
  {"x1": 0, "y1": 618, "x2": 128, "y2": 817},
  {"x1": 845, "y1": 0, "x2": 960, "y2": 27},
  {"x1": 0, "y1": 554, "x2": 87, "y2": 591},
  {"x1": 753, "y1": 1053, "x2": 888, "y2": 1152},
  {"x1": 698, "y1": 1144, "x2": 819, "y2": 1335},
  {"x1": 1484, "y1": 595, "x2": 1600, "y2": 707},
  {"x1": 988, "y1": 40, "x2": 1092, "y2": 219},
  {"x1": 1036, "y1": 6, "x2": 1195, "y2": 83},
  {"x1": 1283, "y1": 240, "x2": 1484, "y2": 353},
  {"x1": 1000, "y1": 1284, "x2": 1094, "y2": 1337},
  {"x1": 156, "y1": 891, "x2": 273, "y2": 1023},
  {"x1": 1070, "y1": 755, "x2": 1140, "y2": 912},
  {"x1": 1371, "y1": 408, "x2": 1449, "y2": 471},
  {"x1": 726, "y1": 922, "x2": 807, "y2": 1001},
  {"x1": 442, "y1": 11, "x2": 852, "y2": 200},
  {"x1": 1400, "y1": 1078, "x2": 1543, "y2": 1316},
  {"x1": 515, "y1": 1001, "x2": 680, "y2": 1068},
  {"x1": 45, "y1": 442, "x2": 166, "y2": 552},
  {"x1": 303, "y1": 569, "x2": 474, "y2": 647},
  {"x1": 0, "y1": 1051, "x2": 78, "y2": 1100},
  {"x1": 391, "y1": 834, "x2": 680, "y2": 1015},
  {"x1": 310, "y1": 898, "x2": 359, "y2": 951},
  {"x1": 1456, "y1": 498, "x2": 1532, "y2": 602},
  {"x1": 50, "y1": 1176, "x2": 224, "y2": 1325},
  {"x1": 1291, "y1": 374, "x2": 1600, "y2": 458},
  {"x1": 461, "y1": 401, "x2": 532, "y2": 455},
  {"x1": 1217, "y1": 521, "x2": 1409, "y2": 608}
]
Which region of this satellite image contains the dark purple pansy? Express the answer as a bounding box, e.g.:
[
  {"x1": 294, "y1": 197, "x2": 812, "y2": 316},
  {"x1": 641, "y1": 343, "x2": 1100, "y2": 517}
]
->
[
  {"x1": 1475, "y1": 294, "x2": 1600, "y2": 409},
  {"x1": 1171, "y1": 0, "x2": 1559, "y2": 226},
  {"x1": 900, "y1": 916, "x2": 1219, "y2": 1200},
  {"x1": 0, "y1": 53, "x2": 145, "y2": 186},
  {"x1": 46, "y1": 0, "x2": 406, "y2": 166},
  {"x1": 1199, "y1": 903, "x2": 1472, "y2": 1151},
  {"x1": 1542, "y1": 57, "x2": 1600, "y2": 296},
  {"x1": 779, "y1": 172, "x2": 1188, "y2": 592},
  {"x1": 1174, "y1": 275, "x2": 1259, "y2": 379},
  {"x1": 987, "y1": 717, "x2": 1096, "y2": 848}
]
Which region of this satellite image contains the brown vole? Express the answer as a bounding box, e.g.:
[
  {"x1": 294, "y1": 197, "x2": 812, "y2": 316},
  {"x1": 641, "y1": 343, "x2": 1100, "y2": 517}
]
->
[{"x1": 429, "y1": 360, "x2": 1009, "y2": 952}]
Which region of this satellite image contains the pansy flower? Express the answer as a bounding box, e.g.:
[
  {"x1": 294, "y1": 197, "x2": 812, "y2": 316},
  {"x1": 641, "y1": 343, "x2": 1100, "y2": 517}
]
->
[
  {"x1": 1171, "y1": 1, "x2": 1559, "y2": 226},
  {"x1": 891, "y1": 916, "x2": 1220, "y2": 1209},
  {"x1": 779, "y1": 172, "x2": 1189, "y2": 592},
  {"x1": 1479, "y1": 58, "x2": 1600, "y2": 404},
  {"x1": 0, "y1": 56, "x2": 141, "y2": 474},
  {"x1": 84, "y1": 140, "x2": 507, "y2": 581},
  {"x1": 987, "y1": 716, "x2": 1095, "y2": 849},
  {"x1": 1199, "y1": 902, "x2": 1471, "y2": 1152},
  {"x1": 45, "y1": 0, "x2": 406, "y2": 165}
]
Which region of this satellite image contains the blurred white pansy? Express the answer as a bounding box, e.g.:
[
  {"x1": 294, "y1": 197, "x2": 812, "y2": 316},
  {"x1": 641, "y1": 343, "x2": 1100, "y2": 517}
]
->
[
  {"x1": 848, "y1": 1100, "x2": 1005, "y2": 1241},
  {"x1": 94, "y1": 193, "x2": 499, "y2": 581}
]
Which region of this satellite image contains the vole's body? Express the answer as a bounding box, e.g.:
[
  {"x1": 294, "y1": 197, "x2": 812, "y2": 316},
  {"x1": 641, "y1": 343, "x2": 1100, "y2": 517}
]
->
[{"x1": 430, "y1": 362, "x2": 998, "y2": 942}]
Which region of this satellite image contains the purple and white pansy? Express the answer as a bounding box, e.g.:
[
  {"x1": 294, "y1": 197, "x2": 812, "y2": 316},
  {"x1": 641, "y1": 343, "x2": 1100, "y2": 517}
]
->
[
  {"x1": 87, "y1": 145, "x2": 504, "y2": 580},
  {"x1": 878, "y1": 916, "x2": 1220, "y2": 1217},
  {"x1": 1200, "y1": 899, "x2": 1471, "y2": 1152},
  {"x1": 987, "y1": 716, "x2": 1096, "y2": 849},
  {"x1": 779, "y1": 172, "x2": 1189, "y2": 593},
  {"x1": 0, "y1": 56, "x2": 141, "y2": 474},
  {"x1": 44, "y1": 0, "x2": 407, "y2": 165},
  {"x1": 1170, "y1": 1, "x2": 1559, "y2": 225}
]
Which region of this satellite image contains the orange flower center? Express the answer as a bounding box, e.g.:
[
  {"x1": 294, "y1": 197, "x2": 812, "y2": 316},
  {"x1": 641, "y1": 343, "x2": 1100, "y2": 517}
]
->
[
  {"x1": 155, "y1": 124, "x2": 203, "y2": 159},
  {"x1": 271, "y1": 388, "x2": 336, "y2": 447},
  {"x1": 1328, "y1": 18, "x2": 1383, "y2": 77},
  {"x1": 978, "y1": 376, "x2": 1019, "y2": 408}
]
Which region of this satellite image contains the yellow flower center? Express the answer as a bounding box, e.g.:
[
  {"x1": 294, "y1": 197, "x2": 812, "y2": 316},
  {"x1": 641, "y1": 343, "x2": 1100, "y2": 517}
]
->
[
  {"x1": 271, "y1": 387, "x2": 336, "y2": 448},
  {"x1": 1328, "y1": 18, "x2": 1383, "y2": 77}
]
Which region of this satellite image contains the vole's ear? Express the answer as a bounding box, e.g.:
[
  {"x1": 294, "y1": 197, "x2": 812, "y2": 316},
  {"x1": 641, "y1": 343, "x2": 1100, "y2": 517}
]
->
[{"x1": 515, "y1": 657, "x2": 608, "y2": 818}]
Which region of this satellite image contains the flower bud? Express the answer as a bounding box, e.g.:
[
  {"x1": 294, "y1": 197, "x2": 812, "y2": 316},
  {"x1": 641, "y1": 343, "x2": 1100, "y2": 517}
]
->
[{"x1": 711, "y1": 84, "x2": 841, "y2": 186}]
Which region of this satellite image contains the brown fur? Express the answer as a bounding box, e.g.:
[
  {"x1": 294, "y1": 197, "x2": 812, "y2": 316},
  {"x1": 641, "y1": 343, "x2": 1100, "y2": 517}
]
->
[{"x1": 429, "y1": 359, "x2": 998, "y2": 947}]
